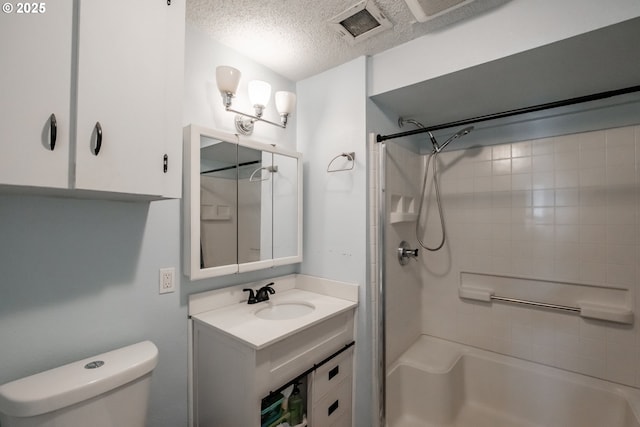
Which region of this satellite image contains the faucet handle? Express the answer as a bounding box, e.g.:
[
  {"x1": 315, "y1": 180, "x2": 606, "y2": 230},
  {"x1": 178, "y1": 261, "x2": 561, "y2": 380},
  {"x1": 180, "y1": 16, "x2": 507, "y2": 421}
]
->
[
  {"x1": 243, "y1": 288, "x2": 258, "y2": 304},
  {"x1": 263, "y1": 282, "x2": 275, "y2": 295}
]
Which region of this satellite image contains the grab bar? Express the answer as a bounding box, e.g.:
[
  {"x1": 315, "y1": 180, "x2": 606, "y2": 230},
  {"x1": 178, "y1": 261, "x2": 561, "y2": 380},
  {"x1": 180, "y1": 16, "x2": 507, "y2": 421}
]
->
[
  {"x1": 459, "y1": 286, "x2": 633, "y2": 324},
  {"x1": 489, "y1": 295, "x2": 580, "y2": 313}
]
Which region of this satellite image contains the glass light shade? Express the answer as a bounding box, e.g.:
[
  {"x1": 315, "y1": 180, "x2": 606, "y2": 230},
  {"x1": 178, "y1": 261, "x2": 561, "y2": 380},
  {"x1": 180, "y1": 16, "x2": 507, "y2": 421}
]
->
[
  {"x1": 216, "y1": 66, "x2": 241, "y2": 94},
  {"x1": 248, "y1": 80, "x2": 272, "y2": 107},
  {"x1": 275, "y1": 91, "x2": 297, "y2": 115}
]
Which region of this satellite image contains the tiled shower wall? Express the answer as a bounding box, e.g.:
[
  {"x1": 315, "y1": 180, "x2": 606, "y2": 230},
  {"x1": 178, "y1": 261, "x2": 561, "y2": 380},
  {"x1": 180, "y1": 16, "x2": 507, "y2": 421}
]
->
[{"x1": 383, "y1": 124, "x2": 640, "y2": 387}]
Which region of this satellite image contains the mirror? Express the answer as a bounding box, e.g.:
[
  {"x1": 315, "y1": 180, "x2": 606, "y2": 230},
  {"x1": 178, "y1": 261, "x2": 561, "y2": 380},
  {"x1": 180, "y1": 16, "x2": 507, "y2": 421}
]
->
[{"x1": 183, "y1": 125, "x2": 302, "y2": 279}]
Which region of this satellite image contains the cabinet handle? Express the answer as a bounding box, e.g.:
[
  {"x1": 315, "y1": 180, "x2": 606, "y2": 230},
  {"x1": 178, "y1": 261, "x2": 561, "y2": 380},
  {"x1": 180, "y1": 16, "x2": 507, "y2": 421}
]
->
[
  {"x1": 328, "y1": 399, "x2": 339, "y2": 416},
  {"x1": 328, "y1": 365, "x2": 340, "y2": 380},
  {"x1": 49, "y1": 113, "x2": 57, "y2": 151},
  {"x1": 94, "y1": 122, "x2": 102, "y2": 155}
]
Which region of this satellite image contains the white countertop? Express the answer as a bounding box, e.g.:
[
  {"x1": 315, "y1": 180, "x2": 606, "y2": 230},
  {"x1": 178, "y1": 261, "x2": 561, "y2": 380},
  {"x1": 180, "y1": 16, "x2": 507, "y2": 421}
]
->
[{"x1": 191, "y1": 287, "x2": 357, "y2": 350}]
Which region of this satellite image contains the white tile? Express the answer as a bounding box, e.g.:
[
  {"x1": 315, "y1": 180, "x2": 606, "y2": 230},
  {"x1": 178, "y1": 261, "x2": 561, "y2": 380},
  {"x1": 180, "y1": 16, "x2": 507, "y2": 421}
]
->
[
  {"x1": 555, "y1": 169, "x2": 579, "y2": 188},
  {"x1": 554, "y1": 134, "x2": 580, "y2": 153},
  {"x1": 532, "y1": 172, "x2": 554, "y2": 189},
  {"x1": 555, "y1": 189, "x2": 579, "y2": 206},
  {"x1": 474, "y1": 160, "x2": 492, "y2": 176},
  {"x1": 533, "y1": 207, "x2": 554, "y2": 224},
  {"x1": 533, "y1": 189, "x2": 555, "y2": 207},
  {"x1": 512, "y1": 190, "x2": 532, "y2": 207},
  {"x1": 532, "y1": 138, "x2": 555, "y2": 155},
  {"x1": 492, "y1": 144, "x2": 511, "y2": 160},
  {"x1": 579, "y1": 261, "x2": 606, "y2": 284},
  {"x1": 607, "y1": 224, "x2": 636, "y2": 245},
  {"x1": 606, "y1": 244, "x2": 636, "y2": 266},
  {"x1": 555, "y1": 151, "x2": 579, "y2": 170},
  {"x1": 556, "y1": 207, "x2": 579, "y2": 224},
  {"x1": 579, "y1": 168, "x2": 606, "y2": 187},
  {"x1": 532, "y1": 154, "x2": 555, "y2": 172},
  {"x1": 473, "y1": 176, "x2": 492, "y2": 192},
  {"x1": 580, "y1": 149, "x2": 606, "y2": 169},
  {"x1": 580, "y1": 225, "x2": 607, "y2": 243},
  {"x1": 512, "y1": 141, "x2": 532, "y2": 158},
  {"x1": 579, "y1": 130, "x2": 606, "y2": 151},
  {"x1": 605, "y1": 263, "x2": 635, "y2": 287},
  {"x1": 492, "y1": 175, "x2": 511, "y2": 191},
  {"x1": 492, "y1": 158, "x2": 511, "y2": 175},
  {"x1": 512, "y1": 173, "x2": 532, "y2": 190},
  {"x1": 606, "y1": 126, "x2": 635, "y2": 148},
  {"x1": 555, "y1": 225, "x2": 579, "y2": 242},
  {"x1": 606, "y1": 165, "x2": 636, "y2": 186},
  {"x1": 512, "y1": 156, "x2": 532, "y2": 173},
  {"x1": 579, "y1": 206, "x2": 606, "y2": 224},
  {"x1": 606, "y1": 146, "x2": 636, "y2": 167}
]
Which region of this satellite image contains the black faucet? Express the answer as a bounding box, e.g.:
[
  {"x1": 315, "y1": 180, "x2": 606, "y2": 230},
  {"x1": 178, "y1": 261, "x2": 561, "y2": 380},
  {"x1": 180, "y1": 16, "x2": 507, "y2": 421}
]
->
[{"x1": 243, "y1": 282, "x2": 275, "y2": 304}]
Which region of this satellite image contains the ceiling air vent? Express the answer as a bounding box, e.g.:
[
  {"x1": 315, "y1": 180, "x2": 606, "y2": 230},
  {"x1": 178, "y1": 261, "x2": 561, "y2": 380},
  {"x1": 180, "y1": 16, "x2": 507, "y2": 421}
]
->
[
  {"x1": 404, "y1": 0, "x2": 477, "y2": 22},
  {"x1": 330, "y1": 1, "x2": 392, "y2": 44}
]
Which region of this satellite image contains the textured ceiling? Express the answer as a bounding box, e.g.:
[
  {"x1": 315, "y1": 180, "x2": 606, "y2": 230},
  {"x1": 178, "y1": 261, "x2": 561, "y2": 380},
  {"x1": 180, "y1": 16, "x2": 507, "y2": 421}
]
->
[{"x1": 186, "y1": 0, "x2": 512, "y2": 82}]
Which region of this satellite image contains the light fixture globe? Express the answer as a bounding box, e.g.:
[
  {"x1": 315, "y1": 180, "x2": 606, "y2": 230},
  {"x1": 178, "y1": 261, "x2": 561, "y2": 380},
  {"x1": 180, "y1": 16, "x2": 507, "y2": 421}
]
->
[
  {"x1": 275, "y1": 91, "x2": 296, "y2": 115},
  {"x1": 275, "y1": 91, "x2": 296, "y2": 126},
  {"x1": 216, "y1": 66, "x2": 241, "y2": 107},
  {"x1": 248, "y1": 80, "x2": 272, "y2": 115}
]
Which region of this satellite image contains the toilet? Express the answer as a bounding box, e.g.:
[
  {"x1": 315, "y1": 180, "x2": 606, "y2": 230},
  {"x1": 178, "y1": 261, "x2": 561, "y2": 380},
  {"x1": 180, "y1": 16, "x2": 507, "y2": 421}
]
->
[{"x1": 0, "y1": 341, "x2": 158, "y2": 427}]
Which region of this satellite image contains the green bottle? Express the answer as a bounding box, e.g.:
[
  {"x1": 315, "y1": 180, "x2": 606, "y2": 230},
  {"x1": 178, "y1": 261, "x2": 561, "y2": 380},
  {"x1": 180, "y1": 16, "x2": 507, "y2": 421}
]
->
[{"x1": 288, "y1": 382, "x2": 303, "y2": 425}]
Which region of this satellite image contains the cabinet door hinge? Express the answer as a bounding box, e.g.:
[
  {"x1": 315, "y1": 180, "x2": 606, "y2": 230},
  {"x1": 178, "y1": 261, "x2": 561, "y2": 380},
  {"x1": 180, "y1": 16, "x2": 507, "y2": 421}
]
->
[{"x1": 163, "y1": 154, "x2": 168, "y2": 173}]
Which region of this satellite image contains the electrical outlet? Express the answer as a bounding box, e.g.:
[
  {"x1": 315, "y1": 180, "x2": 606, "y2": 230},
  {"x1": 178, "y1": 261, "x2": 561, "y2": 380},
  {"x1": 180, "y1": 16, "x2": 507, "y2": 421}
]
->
[{"x1": 159, "y1": 267, "x2": 175, "y2": 294}]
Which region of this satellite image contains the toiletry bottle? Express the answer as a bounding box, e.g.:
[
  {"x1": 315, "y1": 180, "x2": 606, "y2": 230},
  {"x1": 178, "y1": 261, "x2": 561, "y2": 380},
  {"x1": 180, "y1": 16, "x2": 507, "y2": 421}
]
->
[{"x1": 288, "y1": 382, "x2": 303, "y2": 425}]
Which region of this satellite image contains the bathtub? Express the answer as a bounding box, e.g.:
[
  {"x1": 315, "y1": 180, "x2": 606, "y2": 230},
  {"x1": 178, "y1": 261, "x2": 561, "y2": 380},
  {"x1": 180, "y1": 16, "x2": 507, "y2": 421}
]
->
[{"x1": 387, "y1": 336, "x2": 640, "y2": 427}]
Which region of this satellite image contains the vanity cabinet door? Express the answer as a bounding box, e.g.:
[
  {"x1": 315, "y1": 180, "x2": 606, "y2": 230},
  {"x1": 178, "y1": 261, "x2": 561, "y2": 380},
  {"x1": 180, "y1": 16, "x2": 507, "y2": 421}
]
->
[
  {"x1": 74, "y1": 0, "x2": 183, "y2": 197},
  {"x1": 0, "y1": 1, "x2": 74, "y2": 189}
]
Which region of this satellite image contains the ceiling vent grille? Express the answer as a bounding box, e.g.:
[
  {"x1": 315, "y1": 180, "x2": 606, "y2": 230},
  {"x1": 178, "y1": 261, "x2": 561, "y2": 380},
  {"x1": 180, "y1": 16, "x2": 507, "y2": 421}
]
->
[{"x1": 330, "y1": 1, "x2": 392, "y2": 44}]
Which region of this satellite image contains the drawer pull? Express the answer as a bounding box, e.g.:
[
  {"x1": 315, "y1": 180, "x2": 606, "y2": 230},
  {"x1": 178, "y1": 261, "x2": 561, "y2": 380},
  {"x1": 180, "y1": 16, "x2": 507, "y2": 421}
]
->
[
  {"x1": 328, "y1": 365, "x2": 340, "y2": 380},
  {"x1": 49, "y1": 113, "x2": 57, "y2": 151},
  {"x1": 328, "y1": 399, "x2": 339, "y2": 416},
  {"x1": 94, "y1": 122, "x2": 102, "y2": 155}
]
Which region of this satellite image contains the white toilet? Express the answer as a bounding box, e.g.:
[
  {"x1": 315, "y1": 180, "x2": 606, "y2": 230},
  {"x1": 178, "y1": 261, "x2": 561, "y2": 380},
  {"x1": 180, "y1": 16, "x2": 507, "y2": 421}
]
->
[{"x1": 0, "y1": 341, "x2": 158, "y2": 427}]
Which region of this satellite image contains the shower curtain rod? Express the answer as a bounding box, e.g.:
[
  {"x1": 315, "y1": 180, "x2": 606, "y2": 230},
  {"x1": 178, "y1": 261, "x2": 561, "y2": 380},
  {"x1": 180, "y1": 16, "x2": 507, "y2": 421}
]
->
[{"x1": 376, "y1": 84, "x2": 640, "y2": 143}]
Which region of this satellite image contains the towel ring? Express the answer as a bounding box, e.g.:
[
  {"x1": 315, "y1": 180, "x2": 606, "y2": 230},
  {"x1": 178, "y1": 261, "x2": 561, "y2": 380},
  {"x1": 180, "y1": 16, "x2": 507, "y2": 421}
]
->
[{"x1": 327, "y1": 152, "x2": 355, "y2": 173}]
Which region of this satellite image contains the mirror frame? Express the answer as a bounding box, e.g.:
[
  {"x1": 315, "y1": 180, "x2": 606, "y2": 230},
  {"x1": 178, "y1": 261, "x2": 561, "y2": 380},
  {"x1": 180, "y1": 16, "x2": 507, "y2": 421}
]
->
[{"x1": 183, "y1": 124, "x2": 303, "y2": 280}]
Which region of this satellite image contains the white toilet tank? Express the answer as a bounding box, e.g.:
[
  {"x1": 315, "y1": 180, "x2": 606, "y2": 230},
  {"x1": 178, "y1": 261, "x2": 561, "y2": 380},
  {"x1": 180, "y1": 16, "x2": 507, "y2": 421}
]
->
[{"x1": 0, "y1": 341, "x2": 158, "y2": 427}]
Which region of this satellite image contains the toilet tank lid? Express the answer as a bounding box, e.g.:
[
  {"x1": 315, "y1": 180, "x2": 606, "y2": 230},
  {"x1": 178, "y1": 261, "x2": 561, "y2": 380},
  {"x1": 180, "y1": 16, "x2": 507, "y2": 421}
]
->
[{"x1": 0, "y1": 340, "x2": 158, "y2": 418}]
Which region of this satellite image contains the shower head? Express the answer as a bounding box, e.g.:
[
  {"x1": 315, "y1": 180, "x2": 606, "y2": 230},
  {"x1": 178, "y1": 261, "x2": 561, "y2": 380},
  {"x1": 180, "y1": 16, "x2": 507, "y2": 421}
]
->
[
  {"x1": 398, "y1": 117, "x2": 425, "y2": 129},
  {"x1": 436, "y1": 125, "x2": 474, "y2": 152}
]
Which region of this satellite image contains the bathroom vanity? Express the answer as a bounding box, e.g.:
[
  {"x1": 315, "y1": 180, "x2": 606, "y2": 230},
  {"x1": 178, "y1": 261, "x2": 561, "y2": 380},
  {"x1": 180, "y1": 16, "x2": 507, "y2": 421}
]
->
[{"x1": 188, "y1": 274, "x2": 357, "y2": 426}]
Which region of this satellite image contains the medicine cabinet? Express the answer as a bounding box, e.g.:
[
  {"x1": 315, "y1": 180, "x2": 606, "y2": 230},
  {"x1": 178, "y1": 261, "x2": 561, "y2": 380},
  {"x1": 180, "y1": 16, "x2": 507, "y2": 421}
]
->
[{"x1": 183, "y1": 125, "x2": 302, "y2": 279}]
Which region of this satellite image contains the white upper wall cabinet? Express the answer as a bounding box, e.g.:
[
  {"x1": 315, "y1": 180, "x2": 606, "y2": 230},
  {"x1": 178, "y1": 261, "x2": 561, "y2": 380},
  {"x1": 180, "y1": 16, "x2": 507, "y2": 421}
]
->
[
  {"x1": 0, "y1": 0, "x2": 185, "y2": 200},
  {"x1": 0, "y1": 2, "x2": 74, "y2": 189}
]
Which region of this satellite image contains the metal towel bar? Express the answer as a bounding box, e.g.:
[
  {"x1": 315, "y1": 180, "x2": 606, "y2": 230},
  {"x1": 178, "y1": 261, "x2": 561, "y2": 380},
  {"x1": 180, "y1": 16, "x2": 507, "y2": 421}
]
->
[
  {"x1": 458, "y1": 285, "x2": 634, "y2": 324},
  {"x1": 490, "y1": 295, "x2": 580, "y2": 313}
]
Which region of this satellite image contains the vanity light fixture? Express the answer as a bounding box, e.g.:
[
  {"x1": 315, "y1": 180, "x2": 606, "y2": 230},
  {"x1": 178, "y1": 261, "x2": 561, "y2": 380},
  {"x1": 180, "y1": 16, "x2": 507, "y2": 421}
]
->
[{"x1": 215, "y1": 65, "x2": 297, "y2": 136}]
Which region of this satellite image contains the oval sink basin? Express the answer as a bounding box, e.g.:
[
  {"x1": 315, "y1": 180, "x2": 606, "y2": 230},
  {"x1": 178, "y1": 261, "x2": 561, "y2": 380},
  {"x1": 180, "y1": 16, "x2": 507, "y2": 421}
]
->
[{"x1": 255, "y1": 302, "x2": 315, "y2": 320}]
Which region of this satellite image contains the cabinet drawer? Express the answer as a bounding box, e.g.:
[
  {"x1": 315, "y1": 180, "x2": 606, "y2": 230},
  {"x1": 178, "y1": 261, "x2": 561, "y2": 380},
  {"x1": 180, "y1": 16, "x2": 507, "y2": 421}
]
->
[
  {"x1": 311, "y1": 377, "x2": 352, "y2": 427},
  {"x1": 256, "y1": 311, "x2": 354, "y2": 396},
  {"x1": 312, "y1": 346, "x2": 354, "y2": 403}
]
